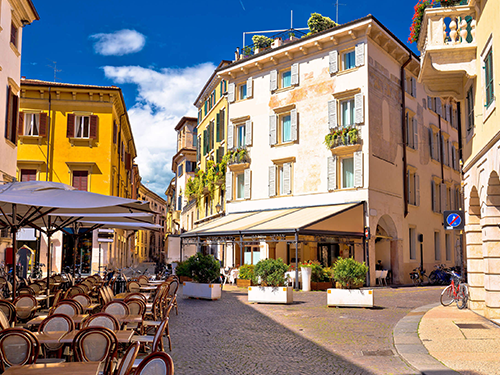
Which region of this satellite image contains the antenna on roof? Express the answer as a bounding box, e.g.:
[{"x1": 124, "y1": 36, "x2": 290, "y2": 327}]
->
[
  {"x1": 47, "y1": 60, "x2": 61, "y2": 82},
  {"x1": 334, "y1": 0, "x2": 346, "y2": 24}
]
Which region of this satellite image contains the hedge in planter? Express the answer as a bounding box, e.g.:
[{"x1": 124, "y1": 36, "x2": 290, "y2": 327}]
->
[
  {"x1": 332, "y1": 257, "x2": 368, "y2": 289},
  {"x1": 249, "y1": 258, "x2": 292, "y2": 304},
  {"x1": 175, "y1": 260, "x2": 192, "y2": 282},
  {"x1": 183, "y1": 253, "x2": 221, "y2": 300},
  {"x1": 237, "y1": 264, "x2": 254, "y2": 287}
]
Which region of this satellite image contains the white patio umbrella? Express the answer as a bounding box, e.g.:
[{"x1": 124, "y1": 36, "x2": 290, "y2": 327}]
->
[{"x1": 0, "y1": 181, "x2": 155, "y2": 302}]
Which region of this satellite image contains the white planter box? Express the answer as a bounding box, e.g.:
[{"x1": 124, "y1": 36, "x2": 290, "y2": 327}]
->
[
  {"x1": 248, "y1": 286, "x2": 293, "y2": 304},
  {"x1": 182, "y1": 282, "x2": 221, "y2": 300},
  {"x1": 327, "y1": 288, "x2": 374, "y2": 307}
]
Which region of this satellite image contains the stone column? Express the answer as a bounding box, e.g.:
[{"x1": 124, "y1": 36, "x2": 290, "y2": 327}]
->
[{"x1": 482, "y1": 198, "x2": 500, "y2": 319}]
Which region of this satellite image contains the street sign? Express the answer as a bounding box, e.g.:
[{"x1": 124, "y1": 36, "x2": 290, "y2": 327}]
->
[{"x1": 443, "y1": 210, "x2": 465, "y2": 230}]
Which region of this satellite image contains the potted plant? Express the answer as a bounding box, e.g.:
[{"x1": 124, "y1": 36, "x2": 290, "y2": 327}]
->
[
  {"x1": 311, "y1": 263, "x2": 334, "y2": 291},
  {"x1": 236, "y1": 264, "x2": 254, "y2": 288},
  {"x1": 327, "y1": 257, "x2": 373, "y2": 307},
  {"x1": 248, "y1": 258, "x2": 292, "y2": 304},
  {"x1": 299, "y1": 261, "x2": 314, "y2": 292},
  {"x1": 175, "y1": 260, "x2": 192, "y2": 283},
  {"x1": 182, "y1": 253, "x2": 222, "y2": 300}
]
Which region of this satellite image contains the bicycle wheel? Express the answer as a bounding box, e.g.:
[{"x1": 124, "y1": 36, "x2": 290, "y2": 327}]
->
[
  {"x1": 456, "y1": 283, "x2": 469, "y2": 310},
  {"x1": 429, "y1": 272, "x2": 438, "y2": 285},
  {"x1": 440, "y1": 285, "x2": 454, "y2": 306}
]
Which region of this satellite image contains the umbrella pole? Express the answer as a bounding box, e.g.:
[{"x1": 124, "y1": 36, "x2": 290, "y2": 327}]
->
[
  {"x1": 11, "y1": 204, "x2": 17, "y2": 302},
  {"x1": 46, "y1": 229, "x2": 52, "y2": 308}
]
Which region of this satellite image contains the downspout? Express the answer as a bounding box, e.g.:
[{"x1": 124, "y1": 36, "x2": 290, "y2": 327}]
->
[
  {"x1": 438, "y1": 114, "x2": 444, "y2": 182},
  {"x1": 456, "y1": 102, "x2": 465, "y2": 273},
  {"x1": 46, "y1": 86, "x2": 51, "y2": 181},
  {"x1": 363, "y1": 201, "x2": 370, "y2": 287},
  {"x1": 401, "y1": 55, "x2": 412, "y2": 218}
]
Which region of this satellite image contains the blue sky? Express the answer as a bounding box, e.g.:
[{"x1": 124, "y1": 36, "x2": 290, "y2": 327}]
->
[{"x1": 21, "y1": 0, "x2": 420, "y2": 197}]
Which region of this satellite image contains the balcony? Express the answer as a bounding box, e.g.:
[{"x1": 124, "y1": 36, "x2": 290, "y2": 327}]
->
[
  {"x1": 227, "y1": 148, "x2": 251, "y2": 172},
  {"x1": 325, "y1": 126, "x2": 362, "y2": 154},
  {"x1": 417, "y1": 1, "x2": 476, "y2": 99}
]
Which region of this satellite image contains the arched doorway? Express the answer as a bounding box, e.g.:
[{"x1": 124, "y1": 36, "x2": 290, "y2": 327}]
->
[{"x1": 375, "y1": 215, "x2": 399, "y2": 284}]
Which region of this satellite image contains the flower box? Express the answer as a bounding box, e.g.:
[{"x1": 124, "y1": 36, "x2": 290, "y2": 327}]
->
[
  {"x1": 311, "y1": 281, "x2": 333, "y2": 291},
  {"x1": 182, "y1": 282, "x2": 221, "y2": 300},
  {"x1": 179, "y1": 276, "x2": 192, "y2": 283},
  {"x1": 248, "y1": 286, "x2": 293, "y2": 304},
  {"x1": 236, "y1": 279, "x2": 252, "y2": 288},
  {"x1": 327, "y1": 288, "x2": 374, "y2": 307}
]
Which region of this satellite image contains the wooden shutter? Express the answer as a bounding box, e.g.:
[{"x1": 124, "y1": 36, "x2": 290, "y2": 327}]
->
[
  {"x1": 246, "y1": 77, "x2": 253, "y2": 98},
  {"x1": 355, "y1": 43, "x2": 364, "y2": 67},
  {"x1": 227, "y1": 123, "x2": 234, "y2": 149},
  {"x1": 431, "y1": 181, "x2": 436, "y2": 212},
  {"x1": 226, "y1": 171, "x2": 233, "y2": 201},
  {"x1": 428, "y1": 128, "x2": 434, "y2": 159},
  {"x1": 291, "y1": 63, "x2": 299, "y2": 86},
  {"x1": 328, "y1": 99, "x2": 337, "y2": 129},
  {"x1": 113, "y1": 121, "x2": 117, "y2": 144},
  {"x1": 244, "y1": 169, "x2": 251, "y2": 199},
  {"x1": 21, "y1": 169, "x2": 37, "y2": 182},
  {"x1": 5, "y1": 86, "x2": 11, "y2": 140},
  {"x1": 18, "y1": 112, "x2": 24, "y2": 135},
  {"x1": 412, "y1": 77, "x2": 416, "y2": 97},
  {"x1": 428, "y1": 96, "x2": 433, "y2": 111},
  {"x1": 290, "y1": 109, "x2": 298, "y2": 141},
  {"x1": 329, "y1": 50, "x2": 338, "y2": 74},
  {"x1": 39, "y1": 113, "x2": 47, "y2": 137},
  {"x1": 436, "y1": 98, "x2": 442, "y2": 116},
  {"x1": 423, "y1": 98, "x2": 427, "y2": 109},
  {"x1": 283, "y1": 163, "x2": 292, "y2": 195},
  {"x1": 268, "y1": 166, "x2": 276, "y2": 197},
  {"x1": 125, "y1": 153, "x2": 131, "y2": 170},
  {"x1": 450, "y1": 184, "x2": 455, "y2": 209},
  {"x1": 216, "y1": 113, "x2": 221, "y2": 142},
  {"x1": 413, "y1": 117, "x2": 418, "y2": 150},
  {"x1": 89, "y1": 115, "x2": 98, "y2": 139},
  {"x1": 11, "y1": 94, "x2": 18, "y2": 143},
  {"x1": 415, "y1": 174, "x2": 420, "y2": 206},
  {"x1": 228, "y1": 83, "x2": 235, "y2": 103},
  {"x1": 440, "y1": 183, "x2": 446, "y2": 213},
  {"x1": 327, "y1": 156, "x2": 337, "y2": 191},
  {"x1": 245, "y1": 120, "x2": 252, "y2": 146},
  {"x1": 354, "y1": 93, "x2": 364, "y2": 124},
  {"x1": 269, "y1": 114, "x2": 277, "y2": 145},
  {"x1": 196, "y1": 136, "x2": 201, "y2": 162},
  {"x1": 354, "y1": 151, "x2": 363, "y2": 188},
  {"x1": 439, "y1": 134, "x2": 444, "y2": 162},
  {"x1": 73, "y1": 171, "x2": 88, "y2": 191},
  {"x1": 67, "y1": 113, "x2": 75, "y2": 138},
  {"x1": 270, "y1": 70, "x2": 278, "y2": 91}
]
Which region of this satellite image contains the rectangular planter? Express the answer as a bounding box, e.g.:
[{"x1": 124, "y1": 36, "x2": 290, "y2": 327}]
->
[
  {"x1": 179, "y1": 276, "x2": 193, "y2": 283},
  {"x1": 236, "y1": 279, "x2": 253, "y2": 288},
  {"x1": 311, "y1": 281, "x2": 333, "y2": 291},
  {"x1": 248, "y1": 286, "x2": 293, "y2": 304},
  {"x1": 182, "y1": 282, "x2": 221, "y2": 300},
  {"x1": 327, "y1": 288, "x2": 374, "y2": 307}
]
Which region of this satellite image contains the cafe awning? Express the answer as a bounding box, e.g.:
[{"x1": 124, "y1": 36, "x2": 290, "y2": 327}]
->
[{"x1": 181, "y1": 202, "x2": 364, "y2": 238}]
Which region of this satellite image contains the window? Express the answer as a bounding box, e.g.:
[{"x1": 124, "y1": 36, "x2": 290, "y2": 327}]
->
[
  {"x1": 466, "y1": 86, "x2": 474, "y2": 138},
  {"x1": 405, "y1": 112, "x2": 418, "y2": 150},
  {"x1": 281, "y1": 69, "x2": 292, "y2": 88},
  {"x1": 72, "y1": 171, "x2": 88, "y2": 191},
  {"x1": 431, "y1": 180, "x2": 442, "y2": 213},
  {"x1": 236, "y1": 123, "x2": 246, "y2": 148},
  {"x1": 236, "y1": 172, "x2": 245, "y2": 199},
  {"x1": 405, "y1": 75, "x2": 417, "y2": 97},
  {"x1": 10, "y1": 23, "x2": 18, "y2": 48},
  {"x1": 280, "y1": 114, "x2": 292, "y2": 143},
  {"x1": 4, "y1": 86, "x2": 19, "y2": 144},
  {"x1": 484, "y1": 48, "x2": 494, "y2": 108},
  {"x1": 407, "y1": 169, "x2": 419, "y2": 206},
  {"x1": 239, "y1": 83, "x2": 247, "y2": 100},
  {"x1": 342, "y1": 50, "x2": 355, "y2": 70},
  {"x1": 177, "y1": 164, "x2": 183, "y2": 177},
  {"x1": 24, "y1": 113, "x2": 40, "y2": 136},
  {"x1": 340, "y1": 99, "x2": 355, "y2": 127},
  {"x1": 75, "y1": 116, "x2": 90, "y2": 138},
  {"x1": 216, "y1": 109, "x2": 225, "y2": 142},
  {"x1": 429, "y1": 128, "x2": 440, "y2": 161},
  {"x1": 341, "y1": 157, "x2": 354, "y2": 189},
  {"x1": 409, "y1": 227, "x2": 416, "y2": 260},
  {"x1": 434, "y1": 232, "x2": 441, "y2": 261},
  {"x1": 270, "y1": 109, "x2": 297, "y2": 145},
  {"x1": 445, "y1": 233, "x2": 451, "y2": 261},
  {"x1": 20, "y1": 169, "x2": 37, "y2": 182},
  {"x1": 270, "y1": 162, "x2": 292, "y2": 196},
  {"x1": 177, "y1": 194, "x2": 182, "y2": 211}
]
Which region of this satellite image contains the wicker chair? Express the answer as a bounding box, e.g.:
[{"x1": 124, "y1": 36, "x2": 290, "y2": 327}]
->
[
  {"x1": 127, "y1": 281, "x2": 141, "y2": 293},
  {"x1": 103, "y1": 301, "x2": 129, "y2": 319},
  {"x1": 132, "y1": 318, "x2": 170, "y2": 353},
  {"x1": 134, "y1": 351, "x2": 174, "y2": 375},
  {"x1": 49, "y1": 299, "x2": 82, "y2": 317},
  {"x1": 165, "y1": 280, "x2": 179, "y2": 316},
  {"x1": 0, "y1": 328, "x2": 40, "y2": 372},
  {"x1": 13, "y1": 295, "x2": 38, "y2": 322},
  {"x1": 0, "y1": 310, "x2": 11, "y2": 330},
  {"x1": 0, "y1": 300, "x2": 16, "y2": 326},
  {"x1": 138, "y1": 276, "x2": 149, "y2": 286},
  {"x1": 72, "y1": 327, "x2": 117, "y2": 375},
  {"x1": 18, "y1": 286, "x2": 35, "y2": 296},
  {"x1": 72, "y1": 293, "x2": 92, "y2": 310},
  {"x1": 82, "y1": 312, "x2": 120, "y2": 332},
  {"x1": 38, "y1": 313, "x2": 74, "y2": 356},
  {"x1": 115, "y1": 342, "x2": 140, "y2": 375},
  {"x1": 124, "y1": 293, "x2": 147, "y2": 303}
]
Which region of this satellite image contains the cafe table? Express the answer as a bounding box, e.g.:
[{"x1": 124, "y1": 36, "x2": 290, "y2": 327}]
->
[
  {"x1": 60, "y1": 329, "x2": 135, "y2": 344},
  {"x1": 27, "y1": 314, "x2": 89, "y2": 328},
  {"x1": 117, "y1": 315, "x2": 143, "y2": 324},
  {"x1": 3, "y1": 361, "x2": 103, "y2": 375},
  {"x1": 139, "y1": 286, "x2": 157, "y2": 292},
  {"x1": 32, "y1": 331, "x2": 67, "y2": 345}
]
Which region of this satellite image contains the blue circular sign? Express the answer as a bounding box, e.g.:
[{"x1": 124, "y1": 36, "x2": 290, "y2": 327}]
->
[{"x1": 446, "y1": 213, "x2": 461, "y2": 227}]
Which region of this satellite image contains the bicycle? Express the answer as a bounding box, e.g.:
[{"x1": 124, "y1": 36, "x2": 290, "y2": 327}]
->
[
  {"x1": 440, "y1": 270, "x2": 469, "y2": 309},
  {"x1": 429, "y1": 264, "x2": 451, "y2": 285},
  {"x1": 409, "y1": 266, "x2": 430, "y2": 286}
]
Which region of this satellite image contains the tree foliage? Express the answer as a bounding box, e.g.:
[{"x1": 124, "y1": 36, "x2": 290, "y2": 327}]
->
[
  {"x1": 307, "y1": 13, "x2": 338, "y2": 34},
  {"x1": 186, "y1": 253, "x2": 220, "y2": 284},
  {"x1": 332, "y1": 257, "x2": 368, "y2": 289},
  {"x1": 253, "y1": 258, "x2": 289, "y2": 287}
]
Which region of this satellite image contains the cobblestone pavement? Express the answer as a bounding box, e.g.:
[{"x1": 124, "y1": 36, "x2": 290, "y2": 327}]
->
[{"x1": 167, "y1": 285, "x2": 444, "y2": 375}]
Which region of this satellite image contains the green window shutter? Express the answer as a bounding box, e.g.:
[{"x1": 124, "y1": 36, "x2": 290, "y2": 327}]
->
[
  {"x1": 216, "y1": 113, "x2": 221, "y2": 142},
  {"x1": 203, "y1": 129, "x2": 208, "y2": 155}
]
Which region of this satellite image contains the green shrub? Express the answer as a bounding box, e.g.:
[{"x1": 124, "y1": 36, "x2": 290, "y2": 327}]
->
[
  {"x1": 253, "y1": 258, "x2": 289, "y2": 287},
  {"x1": 332, "y1": 257, "x2": 368, "y2": 289},
  {"x1": 252, "y1": 35, "x2": 273, "y2": 49},
  {"x1": 186, "y1": 253, "x2": 220, "y2": 284},
  {"x1": 174, "y1": 261, "x2": 191, "y2": 277},
  {"x1": 308, "y1": 13, "x2": 338, "y2": 34},
  {"x1": 238, "y1": 264, "x2": 255, "y2": 280}
]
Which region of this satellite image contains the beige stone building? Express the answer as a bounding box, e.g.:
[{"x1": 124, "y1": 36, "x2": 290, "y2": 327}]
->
[
  {"x1": 417, "y1": 0, "x2": 500, "y2": 320},
  {"x1": 184, "y1": 15, "x2": 462, "y2": 285}
]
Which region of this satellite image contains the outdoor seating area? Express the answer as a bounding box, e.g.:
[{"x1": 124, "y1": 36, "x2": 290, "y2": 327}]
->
[{"x1": 0, "y1": 273, "x2": 178, "y2": 375}]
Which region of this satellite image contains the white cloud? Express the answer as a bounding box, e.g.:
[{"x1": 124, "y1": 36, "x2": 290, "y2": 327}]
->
[
  {"x1": 102, "y1": 63, "x2": 216, "y2": 197},
  {"x1": 91, "y1": 29, "x2": 146, "y2": 56}
]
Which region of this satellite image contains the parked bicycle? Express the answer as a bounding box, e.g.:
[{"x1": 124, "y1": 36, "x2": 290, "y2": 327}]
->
[
  {"x1": 429, "y1": 264, "x2": 451, "y2": 285},
  {"x1": 31, "y1": 262, "x2": 45, "y2": 279},
  {"x1": 440, "y1": 270, "x2": 468, "y2": 309},
  {"x1": 409, "y1": 266, "x2": 429, "y2": 286}
]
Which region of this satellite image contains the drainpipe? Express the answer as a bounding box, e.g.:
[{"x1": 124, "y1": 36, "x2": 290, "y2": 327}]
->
[
  {"x1": 401, "y1": 55, "x2": 412, "y2": 218},
  {"x1": 438, "y1": 114, "x2": 444, "y2": 182},
  {"x1": 46, "y1": 86, "x2": 51, "y2": 181},
  {"x1": 456, "y1": 102, "x2": 465, "y2": 272}
]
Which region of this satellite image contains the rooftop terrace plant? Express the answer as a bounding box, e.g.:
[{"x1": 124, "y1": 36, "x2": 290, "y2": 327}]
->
[
  {"x1": 409, "y1": 0, "x2": 434, "y2": 43},
  {"x1": 307, "y1": 13, "x2": 338, "y2": 35}
]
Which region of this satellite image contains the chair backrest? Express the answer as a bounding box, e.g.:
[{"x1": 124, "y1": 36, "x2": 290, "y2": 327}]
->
[
  {"x1": 138, "y1": 276, "x2": 149, "y2": 285},
  {"x1": 115, "y1": 342, "x2": 140, "y2": 375},
  {"x1": 125, "y1": 299, "x2": 146, "y2": 317},
  {"x1": 166, "y1": 280, "x2": 179, "y2": 300},
  {"x1": 67, "y1": 286, "x2": 84, "y2": 297},
  {"x1": 52, "y1": 289, "x2": 63, "y2": 307},
  {"x1": 0, "y1": 301, "x2": 16, "y2": 325},
  {"x1": 381, "y1": 270, "x2": 388, "y2": 279},
  {"x1": 124, "y1": 293, "x2": 147, "y2": 303},
  {"x1": 18, "y1": 286, "x2": 35, "y2": 295},
  {"x1": 0, "y1": 328, "x2": 39, "y2": 372},
  {"x1": 50, "y1": 300, "x2": 82, "y2": 316},
  {"x1": 28, "y1": 283, "x2": 41, "y2": 295},
  {"x1": 39, "y1": 313, "x2": 74, "y2": 351},
  {"x1": 53, "y1": 274, "x2": 63, "y2": 283},
  {"x1": 152, "y1": 319, "x2": 169, "y2": 352},
  {"x1": 82, "y1": 312, "x2": 120, "y2": 332},
  {"x1": 135, "y1": 351, "x2": 174, "y2": 375},
  {"x1": 0, "y1": 310, "x2": 11, "y2": 330},
  {"x1": 105, "y1": 286, "x2": 114, "y2": 302},
  {"x1": 73, "y1": 327, "x2": 117, "y2": 375},
  {"x1": 13, "y1": 295, "x2": 37, "y2": 320},
  {"x1": 127, "y1": 281, "x2": 141, "y2": 293},
  {"x1": 72, "y1": 293, "x2": 91, "y2": 309},
  {"x1": 103, "y1": 301, "x2": 129, "y2": 318}
]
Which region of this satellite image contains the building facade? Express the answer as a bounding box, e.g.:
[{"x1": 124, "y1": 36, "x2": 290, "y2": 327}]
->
[
  {"x1": 184, "y1": 15, "x2": 462, "y2": 285},
  {"x1": 17, "y1": 79, "x2": 137, "y2": 274},
  {"x1": 417, "y1": 0, "x2": 500, "y2": 320},
  {"x1": 0, "y1": 0, "x2": 38, "y2": 258}
]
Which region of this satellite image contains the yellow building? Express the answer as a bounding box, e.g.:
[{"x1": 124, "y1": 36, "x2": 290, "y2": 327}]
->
[
  {"x1": 17, "y1": 78, "x2": 137, "y2": 274},
  {"x1": 190, "y1": 60, "x2": 231, "y2": 225},
  {"x1": 416, "y1": 0, "x2": 500, "y2": 320}
]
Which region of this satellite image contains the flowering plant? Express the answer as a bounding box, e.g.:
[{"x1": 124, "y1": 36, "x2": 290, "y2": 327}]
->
[
  {"x1": 409, "y1": 0, "x2": 434, "y2": 44},
  {"x1": 299, "y1": 260, "x2": 315, "y2": 268}
]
